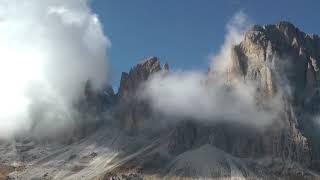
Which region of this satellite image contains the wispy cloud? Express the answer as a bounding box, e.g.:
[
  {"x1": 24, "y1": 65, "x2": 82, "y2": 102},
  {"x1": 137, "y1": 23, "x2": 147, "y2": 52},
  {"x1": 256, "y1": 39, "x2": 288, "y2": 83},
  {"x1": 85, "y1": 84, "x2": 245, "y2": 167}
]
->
[
  {"x1": 140, "y1": 11, "x2": 281, "y2": 128},
  {"x1": 210, "y1": 10, "x2": 251, "y2": 74}
]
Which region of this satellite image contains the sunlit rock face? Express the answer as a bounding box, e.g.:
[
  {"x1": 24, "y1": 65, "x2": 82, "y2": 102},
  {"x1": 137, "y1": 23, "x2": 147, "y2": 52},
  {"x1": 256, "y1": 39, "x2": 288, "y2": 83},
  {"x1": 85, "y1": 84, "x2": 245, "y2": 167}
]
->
[
  {"x1": 239, "y1": 22, "x2": 320, "y2": 168},
  {"x1": 207, "y1": 21, "x2": 320, "y2": 168},
  {"x1": 229, "y1": 21, "x2": 320, "y2": 99}
]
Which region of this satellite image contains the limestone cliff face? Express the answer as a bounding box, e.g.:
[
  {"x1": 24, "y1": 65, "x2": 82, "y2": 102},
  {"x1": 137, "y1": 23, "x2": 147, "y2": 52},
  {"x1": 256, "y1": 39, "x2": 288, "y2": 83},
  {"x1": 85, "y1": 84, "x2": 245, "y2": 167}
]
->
[
  {"x1": 206, "y1": 21, "x2": 320, "y2": 167},
  {"x1": 230, "y1": 21, "x2": 320, "y2": 99}
]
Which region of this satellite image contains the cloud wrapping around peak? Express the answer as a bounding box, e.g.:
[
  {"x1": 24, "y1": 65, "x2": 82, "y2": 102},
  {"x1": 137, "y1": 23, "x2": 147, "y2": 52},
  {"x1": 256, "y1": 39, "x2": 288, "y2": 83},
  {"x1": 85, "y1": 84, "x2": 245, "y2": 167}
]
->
[
  {"x1": 210, "y1": 11, "x2": 251, "y2": 74},
  {"x1": 0, "y1": 0, "x2": 110, "y2": 139},
  {"x1": 141, "y1": 70, "x2": 279, "y2": 127},
  {"x1": 140, "y1": 12, "x2": 281, "y2": 127}
]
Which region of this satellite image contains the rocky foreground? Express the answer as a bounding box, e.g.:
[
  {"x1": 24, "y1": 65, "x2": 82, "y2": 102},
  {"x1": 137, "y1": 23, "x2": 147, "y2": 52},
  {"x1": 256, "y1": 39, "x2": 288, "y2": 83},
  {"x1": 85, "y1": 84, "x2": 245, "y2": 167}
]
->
[{"x1": 1, "y1": 22, "x2": 320, "y2": 179}]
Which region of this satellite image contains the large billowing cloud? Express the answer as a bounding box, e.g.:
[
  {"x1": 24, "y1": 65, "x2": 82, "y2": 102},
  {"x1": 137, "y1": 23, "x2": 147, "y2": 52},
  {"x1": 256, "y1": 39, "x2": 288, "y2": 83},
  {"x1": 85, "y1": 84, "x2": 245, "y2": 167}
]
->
[{"x1": 0, "y1": 0, "x2": 110, "y2": 139}]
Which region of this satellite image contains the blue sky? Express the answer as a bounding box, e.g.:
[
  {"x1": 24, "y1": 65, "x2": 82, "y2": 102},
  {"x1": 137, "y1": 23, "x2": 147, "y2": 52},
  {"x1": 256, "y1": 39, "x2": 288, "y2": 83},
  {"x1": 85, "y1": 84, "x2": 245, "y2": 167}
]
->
[{"x1": 91, "y1": 0, "x2": 320, "y2": 87}]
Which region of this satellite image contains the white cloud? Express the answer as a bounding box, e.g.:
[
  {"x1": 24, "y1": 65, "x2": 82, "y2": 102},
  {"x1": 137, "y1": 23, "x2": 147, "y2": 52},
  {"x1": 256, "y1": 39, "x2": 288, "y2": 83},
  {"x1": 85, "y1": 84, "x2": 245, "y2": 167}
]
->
[
  {"x1": 140, "y1": 70, "x2": 279, "y2": 127},
  {"x1": 210, "y1": 11, "x2": 251, "y2": 74},
  {"x1": 0, "y1": 0, "x2": 110, "y2": 139}
]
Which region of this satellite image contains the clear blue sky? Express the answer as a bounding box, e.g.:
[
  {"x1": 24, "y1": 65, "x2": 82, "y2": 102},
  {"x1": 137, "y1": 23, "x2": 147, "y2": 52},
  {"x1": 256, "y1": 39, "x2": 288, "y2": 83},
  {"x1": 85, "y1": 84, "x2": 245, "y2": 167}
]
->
[{"x1": 91, "y1": 0, "x2": 320, "y2": 87}]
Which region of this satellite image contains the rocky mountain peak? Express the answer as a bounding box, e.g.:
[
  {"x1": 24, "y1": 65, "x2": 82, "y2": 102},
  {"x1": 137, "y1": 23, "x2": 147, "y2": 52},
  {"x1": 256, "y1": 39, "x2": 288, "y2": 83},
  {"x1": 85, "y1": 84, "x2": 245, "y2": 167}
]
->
[
  {"x1": 116, "y1": 56, "x2": 169, "y2": 131},
  {"x1": 226, "y1": 21, "x2": 320, "y2": 99},
  {"x1": 244, "y1": 21, "x2": 319, "y2": 55},
  {"x1": 138, "y1": 56, "x2": 160, "y2": 67},
  {"x1": 118, "y1": 56, "x2": 162, "y2": 98},
  {"x1": 208, "y1": 21, "x2": 320, "y2": 168}
]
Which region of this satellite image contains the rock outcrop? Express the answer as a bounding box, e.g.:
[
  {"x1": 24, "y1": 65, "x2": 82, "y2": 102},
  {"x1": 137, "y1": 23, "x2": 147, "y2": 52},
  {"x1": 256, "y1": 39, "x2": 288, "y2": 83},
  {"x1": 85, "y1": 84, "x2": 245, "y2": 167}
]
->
[
  {"x1": 118, "y1": 57, "x2": 162, "y2": 98},
  {"x1": 229, "y1": 21, "x2": 320, "y2": 99},
  {"x1": 73, "y1": 80, "x2": 116, "y2": 139},
  {"x1": 168, "y1": 121, "x2": 198, "y2": 155},
  {"x1": 116, "y1": 57, "x2": 168, "y2": 131}
]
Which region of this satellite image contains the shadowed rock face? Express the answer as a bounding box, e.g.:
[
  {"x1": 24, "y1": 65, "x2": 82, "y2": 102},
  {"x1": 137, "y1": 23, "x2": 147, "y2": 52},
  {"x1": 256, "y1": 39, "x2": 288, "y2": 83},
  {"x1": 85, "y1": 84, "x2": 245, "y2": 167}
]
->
[
  {"x1": 116, "y1": 57, "x2": 168, "y2": 131},
  {"x1": 118, "y1": 57, "x2": 162, "y2": 98},
  {"x1": 72, "y1": 80, "x2": 116, "y2": 140},
  {"x1": 168, "y1": 121, "x2": 198, "y2": 155}
]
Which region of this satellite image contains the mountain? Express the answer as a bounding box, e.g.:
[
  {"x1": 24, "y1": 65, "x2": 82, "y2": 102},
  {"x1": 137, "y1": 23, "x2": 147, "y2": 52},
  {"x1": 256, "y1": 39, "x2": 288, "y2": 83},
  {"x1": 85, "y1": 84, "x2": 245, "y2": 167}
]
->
[
  {"x1": 225, "y1": 21, "x2": 320, "y2": 168},
  {"x1": 1, "y1": 22, "x2": 320, "y2": 180}
]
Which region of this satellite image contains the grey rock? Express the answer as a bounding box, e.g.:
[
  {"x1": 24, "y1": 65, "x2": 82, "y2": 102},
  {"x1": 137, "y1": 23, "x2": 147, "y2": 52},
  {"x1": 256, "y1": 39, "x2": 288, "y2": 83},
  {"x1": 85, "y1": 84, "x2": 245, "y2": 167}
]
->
[
  {"x1": 116, "y1": 57, "x2": 165, "y2": 131},
  {"x1": 118, "y1": 56, "x2": 161, "y2": 98},
  {"x1": 208, "y1": 21, "x2": 319, "y2": 167},
  {"x1": 229, "y1": 21, "x2": 320, "y2": 99},
  {"x1": 168, "y1": 121, "x2": 198, "y2": 155}
]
